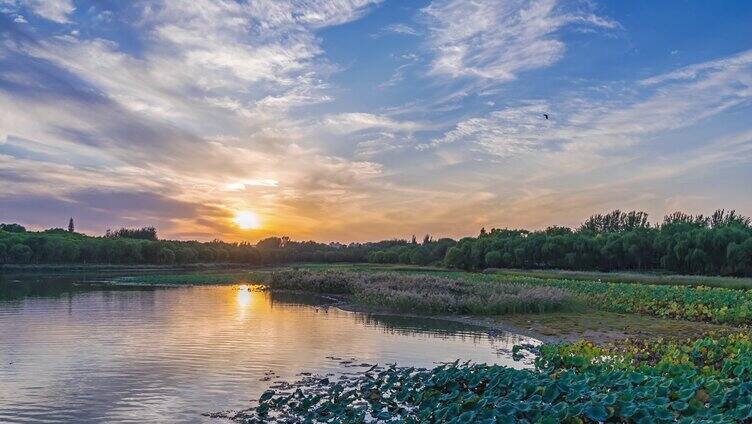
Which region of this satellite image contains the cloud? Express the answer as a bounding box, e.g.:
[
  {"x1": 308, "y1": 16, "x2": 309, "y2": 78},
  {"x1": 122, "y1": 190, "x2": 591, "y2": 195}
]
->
[
  {"x1": 224, "y1": 179, "x2": 280, "y2": 191},
  {"x1": 0, "y1": 1, "x2": 750, "y2": 242},
  {"x1": 323, "y1": 113, "x2": 426, "y2": 134},
  {"x1": 0, "y1": 0, "x2": 398, "y2": 240},
  {"x1": 429, "y1": 48, "x2": 752, "y2": 160},
  {"x1": 0, "y1": 189, "x2": 228, "y2": 235},
  {"x1": 0, "y1": 0, "x2": 381, "y2": 160},
  {"x1": 422, "y1": 0, "x2": 617, "y2": 81},
  {"x1": 1, "y1": 0, "x2": 74, "y2": 23},
  {"x1": 374, "y1": 23, "x2": 420, "y2": 37},
  {"x1": 639, "y1": 49, "x2": 752, "y2": 86},
  {"x1": 427, "y1": 102, "x2": 552, "y2": 156},
  {"x1": 378, "y1": 53, "x2": 420, "y2": 88}
]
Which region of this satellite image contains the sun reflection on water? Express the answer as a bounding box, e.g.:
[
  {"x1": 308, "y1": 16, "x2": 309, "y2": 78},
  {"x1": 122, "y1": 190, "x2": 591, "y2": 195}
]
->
[{"x1": 237, "y1": 284, "x2": 251, "y2": 308}]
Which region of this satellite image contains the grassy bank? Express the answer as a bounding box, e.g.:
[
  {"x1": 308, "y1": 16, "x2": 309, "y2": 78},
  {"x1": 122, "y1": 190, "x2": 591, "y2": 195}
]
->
[
  {"x1": 484, "y1": 268, "x2": 752, "y2": 290},
  {"x1": 469, "y1": 274, "x2": 752, "y2": 325}
]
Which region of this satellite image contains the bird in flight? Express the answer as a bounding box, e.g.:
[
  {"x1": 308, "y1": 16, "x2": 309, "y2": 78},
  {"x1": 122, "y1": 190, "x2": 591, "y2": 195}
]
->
[{"x1": 543, "y1": 114, "x2": 549, "y2": 120}]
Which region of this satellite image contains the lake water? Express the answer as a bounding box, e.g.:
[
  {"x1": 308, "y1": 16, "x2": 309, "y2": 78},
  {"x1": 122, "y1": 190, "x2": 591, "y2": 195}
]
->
[{"x1": 0, "y1": 275, "x2": 537, "y2": 423}]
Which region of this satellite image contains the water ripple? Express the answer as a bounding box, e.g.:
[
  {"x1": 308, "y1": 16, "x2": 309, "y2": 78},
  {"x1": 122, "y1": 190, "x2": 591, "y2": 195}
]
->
[{"x1": 0, "y1": 283, "x2": 536, "y2": 423}]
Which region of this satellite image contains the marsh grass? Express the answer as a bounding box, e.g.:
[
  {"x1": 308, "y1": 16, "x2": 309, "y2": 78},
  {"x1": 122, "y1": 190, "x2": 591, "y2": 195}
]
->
[{"x1": 266, "y1": 270, "x2": 577, "y2": 315}]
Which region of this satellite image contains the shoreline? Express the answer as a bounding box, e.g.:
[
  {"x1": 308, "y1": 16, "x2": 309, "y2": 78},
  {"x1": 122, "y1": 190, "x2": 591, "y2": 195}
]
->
[
  {"x1": 272, "y1": 290, "x2": 588, "y2": 344},
  {"x1": 269, "y1": 289, "x2": 738, "y2": 345},
  {"x1": 325, "y1": 296, "x2": 551, "y2": 343},
  {"x1": 9, "y1": 266, "x2": 740, "y2": 344}
]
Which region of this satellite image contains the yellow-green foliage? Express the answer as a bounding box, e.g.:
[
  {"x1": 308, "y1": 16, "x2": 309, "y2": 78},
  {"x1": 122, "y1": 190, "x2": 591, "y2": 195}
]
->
[{"x1": 475, "y1": 274, "x2": 752, "y2": 324}]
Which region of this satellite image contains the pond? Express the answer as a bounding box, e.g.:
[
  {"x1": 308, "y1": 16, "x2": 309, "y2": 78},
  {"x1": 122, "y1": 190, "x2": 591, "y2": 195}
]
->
[{"x1": 0, "y1": 274, "x2": 537, "y2": 423}]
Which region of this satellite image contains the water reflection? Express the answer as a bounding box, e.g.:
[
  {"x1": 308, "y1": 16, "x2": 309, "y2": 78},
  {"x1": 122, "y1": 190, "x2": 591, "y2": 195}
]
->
[
  {"x1": 0, "y1": 278, "x2": 538, "y2": 423},
  {"x1": 0, "y1": 272, "x2": 153, "y2": 301},
  {"x1": 236, "y1": 284, "x2": 251, "y2": 315},
  {"x1": 236, "y1": 284, "x2": 250, "y2": 305}
]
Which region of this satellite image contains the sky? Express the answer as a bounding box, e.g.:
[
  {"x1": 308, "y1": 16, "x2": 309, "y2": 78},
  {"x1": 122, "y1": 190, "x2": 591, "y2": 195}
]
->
[{"x1": 0, "y1": 0, "x2": 751, "y2": 242}]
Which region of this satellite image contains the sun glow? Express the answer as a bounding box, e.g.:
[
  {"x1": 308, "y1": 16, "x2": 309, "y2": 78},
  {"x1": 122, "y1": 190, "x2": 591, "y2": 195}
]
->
[{"x1": 234, "y1": 211, "x2": 261, "y2": 230}]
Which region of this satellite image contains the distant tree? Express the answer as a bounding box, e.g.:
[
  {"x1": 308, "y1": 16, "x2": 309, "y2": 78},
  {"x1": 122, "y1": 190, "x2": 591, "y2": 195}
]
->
[
  {"x1": 485, "y1": 250, "x2": 503, "y2": 267},
  {"x1": 710, "y1": 209, "x2": 751, "y2": 229},
  {"x1": 157, "y1": 248, "x2": 175, "y2": 264},
  {"x1": 176, "y1": 247, "x2": 197, "y2": 263},
  {"x1": 370, "y1": 251, "x2": 386, "y2": 263},
  {"x1": 0, "y1": 243, "x2": 8, "y2": 263},
  {"x1": 43, "y1": 228, "x2": 68, "y2": 234},
  {"x1": 662, "y1": 211, "x2": 709, "y2": 228},
  {"x1": 383, "y1": 250, "x2": 400, "y2": 263},
  {"x1": 1, "y1": 208, "x2": 750, "y2": 276},
  {"x1": 9, "y1": 244, "x2": 33, "y2": 263},
  {"x1": 106, "y1": 227, "x2": 158, "y2": 240},
  {"x1": 444, "y1": 246, "x2": 465, "y2": 269},
  {"x1": 68, "y1": 218, "x2": 75, "y2": 233},
  {"x1": 214, "y1": 248, "x2": 230, "y2": 262},
  {"x1": 257, "y1": 237, "x2": 283, "y2": 249},
  {"x1": 579, "y1": 210, "x2": 650, "y2": 233},
  {"x1": 545, "y1": 226, "x2": 572, "y2": 236},
  {"x1": 0, "y1": 223, "x2": 26, "y2": 233},
  {"x1": 61, "y1": 241, "x2": 80, "y2": 262},
  {"x1": 399, "y1": 251, "x2": 412, "y2": 264},
  {"x1": 409, "y1": 248, "x2": 430, "y2": 265}
]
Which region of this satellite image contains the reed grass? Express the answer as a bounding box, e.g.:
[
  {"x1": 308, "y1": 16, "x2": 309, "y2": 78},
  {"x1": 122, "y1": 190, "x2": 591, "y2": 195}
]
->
[{"x1": 266, "y1": 269, "x2": 576, "y2": 315}]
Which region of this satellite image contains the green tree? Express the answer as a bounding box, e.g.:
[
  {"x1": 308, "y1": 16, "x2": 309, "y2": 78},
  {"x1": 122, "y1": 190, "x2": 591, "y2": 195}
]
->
[
  {"x1": 176, "y1": 247, "x2": 198, "y2": 263},
  {"x1": 0, "y1": 223, "x2": 26, "y2": 233},
  {"x1": 444, "y1": 246, "x2": 466, "y2": 269},
  {"x1": 484, "y1": 250, "x2": 503, "y2": 268},
  {"x1": 9, "y1": 244, "x2": 33, "y2": 263},
  {"x1": 0, "y1": 243, "x2": 8, "y2": 263},
  {"x1": 158, "y1": 248, "x2": 175, "y2": 264}
]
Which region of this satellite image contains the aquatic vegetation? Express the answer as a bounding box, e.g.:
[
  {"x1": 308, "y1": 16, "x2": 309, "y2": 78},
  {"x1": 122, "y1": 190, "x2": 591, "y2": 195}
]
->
[
  {"x1": 231, "y1": 357, "x2": 752, "y2": 423},
  {"x1": 483, "y1": 268, "x2": 752, "y2": 290},
  {"x1": 536, "y1": 332, "x2": 752, "y2": 380},
  {"x1": 265, "y1": 270, "x2": 576, "y2": 315},
  {"x1": 226, "y1": 333, "x2": 752, "y2": 423},
  {"x1": 486, "y1": 275, "x2": 752, "y2": 324}
]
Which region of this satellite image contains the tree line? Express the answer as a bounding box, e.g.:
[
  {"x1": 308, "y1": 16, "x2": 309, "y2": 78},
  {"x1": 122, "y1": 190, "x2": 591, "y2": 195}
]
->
[
  {"x1": 0, "y1": 224, "x2": 394, "y2": 266},
  {"x1": 365, "y1": 210, "x2": 752, "y2": 277},
  {"x1": 1, "y1": 209, "x2": 751, "y2": 276}
]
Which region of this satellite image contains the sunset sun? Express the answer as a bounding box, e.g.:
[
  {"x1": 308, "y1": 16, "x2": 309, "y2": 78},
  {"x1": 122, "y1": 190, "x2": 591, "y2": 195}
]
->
[{"x1": 234, "y1": 211, "x2": 261, "y2": 230}]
